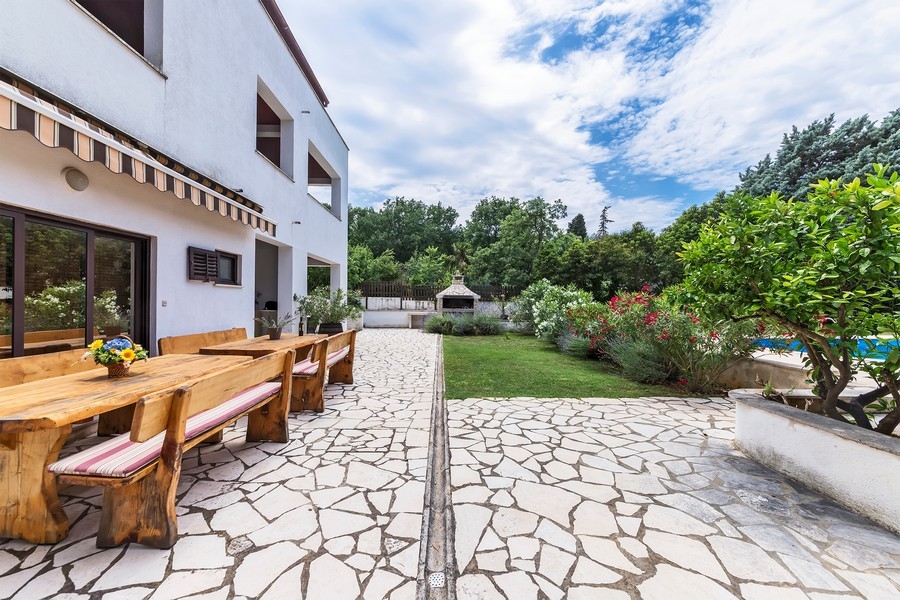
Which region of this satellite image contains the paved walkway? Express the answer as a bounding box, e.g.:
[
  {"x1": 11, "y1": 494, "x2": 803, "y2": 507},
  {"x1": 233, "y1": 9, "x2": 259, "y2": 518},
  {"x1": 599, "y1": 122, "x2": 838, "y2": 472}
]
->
[{"x1": 1, "y1": 329, "x2": 900, "y2": 599}]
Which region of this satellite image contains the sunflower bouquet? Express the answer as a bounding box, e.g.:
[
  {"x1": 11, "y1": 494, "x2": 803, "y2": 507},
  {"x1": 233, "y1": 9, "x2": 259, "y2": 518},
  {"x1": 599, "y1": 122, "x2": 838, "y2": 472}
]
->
[{"x1": 82, "y1": 335, "x2": 149, "y2": 366}]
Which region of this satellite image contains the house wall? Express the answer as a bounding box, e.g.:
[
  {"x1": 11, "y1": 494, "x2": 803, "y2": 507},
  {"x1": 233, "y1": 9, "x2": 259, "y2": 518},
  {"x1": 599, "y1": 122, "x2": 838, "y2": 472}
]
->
[{"x1": 0, "y1": 0, "x2": 348, "y2": 342}]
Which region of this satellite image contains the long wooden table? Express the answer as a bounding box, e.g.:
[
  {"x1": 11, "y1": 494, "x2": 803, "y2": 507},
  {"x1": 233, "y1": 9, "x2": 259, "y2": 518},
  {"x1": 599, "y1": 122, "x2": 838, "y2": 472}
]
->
[
  {"x1": 199, "y1": 333, "x2": 324, "y2": 359},
  {"x1": 0, "y1": 353, "x2": 250, "y2": 544}
]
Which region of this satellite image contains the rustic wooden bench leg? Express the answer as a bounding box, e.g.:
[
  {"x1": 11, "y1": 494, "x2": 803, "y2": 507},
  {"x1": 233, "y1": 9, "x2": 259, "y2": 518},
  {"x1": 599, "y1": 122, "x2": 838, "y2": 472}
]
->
[
  {"x1": 328, "y1": 357, "x2": 354, "y2": 384},
  {"x1": 291, "y1": 376, "x2": 324, "y2": 412},
  {"x1": 246, "y1": 397, "x2": 289, "y2": 443},
  {"x1": 0, "y1": 427, "x2": 71, "y2": 544},
  {"x1": 97, "y1": 462, "x2": 180, "y2": 548}
]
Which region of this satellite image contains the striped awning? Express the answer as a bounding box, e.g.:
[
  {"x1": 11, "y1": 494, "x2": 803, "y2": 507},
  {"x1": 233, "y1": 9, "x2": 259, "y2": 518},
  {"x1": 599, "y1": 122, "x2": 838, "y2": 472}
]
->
[{"x1": 0, "y1": 80, "x2": 276, "y2": 236}]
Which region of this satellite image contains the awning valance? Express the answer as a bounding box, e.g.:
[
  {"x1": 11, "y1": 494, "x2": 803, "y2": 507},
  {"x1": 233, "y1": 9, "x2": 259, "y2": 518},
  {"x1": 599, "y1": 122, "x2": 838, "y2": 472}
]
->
[{"x1": 0, "y1": 80, "x2": 276, "y2": 236}]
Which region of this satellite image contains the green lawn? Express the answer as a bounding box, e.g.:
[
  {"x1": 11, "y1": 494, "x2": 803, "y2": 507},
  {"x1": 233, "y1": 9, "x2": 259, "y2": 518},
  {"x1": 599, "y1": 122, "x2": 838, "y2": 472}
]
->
[{"x1": 442, "y1": 332, "x2": 687, "y2": 399}]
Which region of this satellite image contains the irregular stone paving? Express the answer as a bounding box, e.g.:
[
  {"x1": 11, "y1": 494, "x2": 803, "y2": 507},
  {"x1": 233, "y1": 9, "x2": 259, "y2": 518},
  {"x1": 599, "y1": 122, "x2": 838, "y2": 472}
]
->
[
  {"x1": 2, "y1": 329, "x2": 900, "y2": 599},
  {"x1": 449, "y1": 396, "x2": 900, "y2": 599},
  {"x1": 0, "y1": 329, "x2": 436, "y2": 600}
]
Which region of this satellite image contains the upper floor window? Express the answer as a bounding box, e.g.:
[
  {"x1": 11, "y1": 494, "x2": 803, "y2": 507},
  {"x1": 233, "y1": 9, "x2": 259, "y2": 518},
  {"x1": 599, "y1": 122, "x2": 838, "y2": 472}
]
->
[
  {"x1": 308, "y1": 144, "x2": 341, "y2": 219},
  {"x1": 75, "y1": 0, "x2": 164, "y2": 68},
  {"x1": 256, "y1": 81, "x2": 294, "y2": 177}
]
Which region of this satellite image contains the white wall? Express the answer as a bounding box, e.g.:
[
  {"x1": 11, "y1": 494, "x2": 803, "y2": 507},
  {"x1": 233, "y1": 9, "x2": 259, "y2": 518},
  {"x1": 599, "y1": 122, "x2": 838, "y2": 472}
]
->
[
  {"x1": 733, "y1": 391, "x2": 900, "y2": 535},
  {"x1": 0, "y1": 0, "x2": 349, "y2": 341}
]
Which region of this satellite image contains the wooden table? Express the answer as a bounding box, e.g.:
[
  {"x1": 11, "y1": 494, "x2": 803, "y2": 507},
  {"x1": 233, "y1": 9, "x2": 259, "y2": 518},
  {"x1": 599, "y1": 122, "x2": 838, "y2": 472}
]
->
[
  {"x1": 199, "y1": 333, "x2": 324, "y2": 359},
  {"x1": 0, "y1": 353, "x2": 250, "y2": 544}
]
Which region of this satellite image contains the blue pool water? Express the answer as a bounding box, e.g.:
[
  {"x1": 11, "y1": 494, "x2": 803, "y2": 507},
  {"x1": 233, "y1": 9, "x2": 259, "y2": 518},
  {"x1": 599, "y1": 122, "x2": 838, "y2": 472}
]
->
[{"x1": 755, "y1": 337, "x2": 899, "y2": 359}]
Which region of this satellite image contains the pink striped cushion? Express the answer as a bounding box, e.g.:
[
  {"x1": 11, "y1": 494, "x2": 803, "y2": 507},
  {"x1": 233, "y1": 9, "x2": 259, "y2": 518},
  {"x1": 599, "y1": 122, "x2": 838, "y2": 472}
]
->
[
  {"x1": 49, "y1": 381, "x2": 281, "y2": 477},
  {"x1": 325, "y1": 347, "x2": 350, "y2": 367},
  {"x1": 292, "y1": 358, "x2": 319, "y2": 376}
]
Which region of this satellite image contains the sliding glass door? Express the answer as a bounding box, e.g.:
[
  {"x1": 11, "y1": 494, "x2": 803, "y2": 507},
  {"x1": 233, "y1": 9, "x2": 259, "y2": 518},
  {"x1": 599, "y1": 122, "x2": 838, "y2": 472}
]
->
[{"x1": 0, "y1": 206, "x2": 148, "y2": 359}]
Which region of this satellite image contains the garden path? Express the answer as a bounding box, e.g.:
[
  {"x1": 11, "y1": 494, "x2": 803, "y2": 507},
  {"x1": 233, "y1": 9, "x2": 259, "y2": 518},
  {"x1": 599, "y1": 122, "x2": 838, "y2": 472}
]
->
[{"x1": 0, "y1": 329, "x2": 898, "y2": 599}]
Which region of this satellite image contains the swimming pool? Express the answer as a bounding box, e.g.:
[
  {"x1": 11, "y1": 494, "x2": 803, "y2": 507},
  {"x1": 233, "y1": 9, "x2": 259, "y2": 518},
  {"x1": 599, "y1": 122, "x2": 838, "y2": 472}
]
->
[{"x1": 754, "y1": 337, "x2": 899, "y2": 359}]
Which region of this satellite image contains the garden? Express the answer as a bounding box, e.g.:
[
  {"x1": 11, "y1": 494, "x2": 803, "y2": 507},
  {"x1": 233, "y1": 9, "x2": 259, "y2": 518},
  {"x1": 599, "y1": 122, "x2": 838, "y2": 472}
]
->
[{"x1": 430, "y1": 165, "x2": 900, "y2": 439}]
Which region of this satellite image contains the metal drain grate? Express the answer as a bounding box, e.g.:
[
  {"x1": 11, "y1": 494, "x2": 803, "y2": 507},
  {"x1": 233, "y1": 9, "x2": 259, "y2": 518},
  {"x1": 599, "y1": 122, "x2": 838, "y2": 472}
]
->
[{"x1": 428, "y1": 572, "x2": 446, "y2": 588}]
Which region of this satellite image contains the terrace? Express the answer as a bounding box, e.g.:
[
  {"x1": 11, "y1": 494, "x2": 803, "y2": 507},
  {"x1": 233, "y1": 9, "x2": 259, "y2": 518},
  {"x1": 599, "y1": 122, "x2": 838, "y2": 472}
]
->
[{"x1": 1, "y1": 329, "x2": 899, "y2": 599}]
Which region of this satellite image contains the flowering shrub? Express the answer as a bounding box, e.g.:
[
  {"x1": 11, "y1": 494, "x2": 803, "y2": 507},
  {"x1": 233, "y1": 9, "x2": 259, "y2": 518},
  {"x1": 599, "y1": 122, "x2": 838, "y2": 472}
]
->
[
  {"x1": 82, "y1": 336, "x2": 149, "y2": 366},
  {"x1": 509, "y1": 279, "x2": 553, "y2": 332},
  {"x1": 569, "y1": 287, "x2": 760, "y2": 392},
  {"x1": 530, "y1": 283, "x2": 593, "y2": 341}
]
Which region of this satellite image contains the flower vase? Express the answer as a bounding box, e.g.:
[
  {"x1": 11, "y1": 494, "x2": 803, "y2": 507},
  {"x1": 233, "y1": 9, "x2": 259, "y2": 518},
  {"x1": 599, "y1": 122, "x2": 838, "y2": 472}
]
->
[
  {"x1": 268, "y1": 327, "x2": 283, "y2": 340},
  {"x1": 106, "y1": 362, "x2": 131, "y2": 378}
]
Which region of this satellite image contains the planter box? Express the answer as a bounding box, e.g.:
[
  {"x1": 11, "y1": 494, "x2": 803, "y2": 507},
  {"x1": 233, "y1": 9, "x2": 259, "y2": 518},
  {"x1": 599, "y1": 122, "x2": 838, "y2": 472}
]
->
[{"x1": 730, "y1": 389, "x2": 900, "y2": 534}]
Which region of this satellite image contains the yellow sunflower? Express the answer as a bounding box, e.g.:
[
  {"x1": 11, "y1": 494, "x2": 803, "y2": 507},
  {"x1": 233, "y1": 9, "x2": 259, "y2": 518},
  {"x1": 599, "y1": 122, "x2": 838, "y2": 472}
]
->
[
  {"x1": 89, "y1": 339, "x2": 103, "y2": 350},
  {"x1": 120, "y1": 348, "x2": 136, "y2": 362}
]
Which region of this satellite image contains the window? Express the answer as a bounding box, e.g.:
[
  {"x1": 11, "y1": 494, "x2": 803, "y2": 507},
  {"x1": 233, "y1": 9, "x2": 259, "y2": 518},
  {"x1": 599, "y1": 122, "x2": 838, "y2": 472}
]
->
[
  {"x1": 188, "y1": 247, "x2": 241, "y2": 286},
  {"x1": 256, "y1": 95, "x2": 281, "y2": 166},
  {"x1": 0, "y1": 207, "x2": 149, "y2": 359},
  {"x1": 308, "y1": 145, "x2": 341, "y2": 218},
  {"x1": 256, "y1": 81, "x2": 294, "y2": 176},
  {"x1": 75, "y1": 0, "x2": 164, "y2": 67}
]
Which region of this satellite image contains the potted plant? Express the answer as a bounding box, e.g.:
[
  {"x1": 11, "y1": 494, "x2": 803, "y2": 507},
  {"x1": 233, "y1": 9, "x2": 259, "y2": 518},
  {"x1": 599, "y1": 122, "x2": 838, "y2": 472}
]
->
[
  {"x1": 253, "y1": 311, "x2": 298, "y2": 339},
  {"x1": 294, "y1": 288, "x2": 362, "y2": 334},
  {"x1": 82, "y1": 335, "x2": 149, "y2": 378}
]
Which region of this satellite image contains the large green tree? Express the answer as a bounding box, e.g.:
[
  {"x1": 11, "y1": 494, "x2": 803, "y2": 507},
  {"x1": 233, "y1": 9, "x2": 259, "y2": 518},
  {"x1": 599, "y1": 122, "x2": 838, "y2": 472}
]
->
[
  {"x1": 467, "y1": 197, "x2": 567, "y2": 287},
  {"x1": 680, "y1": 165, "x2": 900, "y2": 434},
  {"x1": 348, "y1": 197, "x2": 460, "y2": 263},
  {"x1": 738, "y1": 109, "x2": 900, "y2": 200}
]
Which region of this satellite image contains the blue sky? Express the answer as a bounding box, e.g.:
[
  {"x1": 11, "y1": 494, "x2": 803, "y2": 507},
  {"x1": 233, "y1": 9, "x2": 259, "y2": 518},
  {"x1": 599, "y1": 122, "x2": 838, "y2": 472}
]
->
[{"x1": 282, "y1": 0, "x2": 900, "y2": 234}]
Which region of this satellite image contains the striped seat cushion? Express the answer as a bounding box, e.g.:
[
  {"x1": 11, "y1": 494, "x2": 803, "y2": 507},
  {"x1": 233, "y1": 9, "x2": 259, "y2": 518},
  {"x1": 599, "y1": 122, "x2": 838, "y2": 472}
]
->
[
  {"x1": 325, "y1": 346, "x2": 350, "y2": 367},
  {"x1": 292, "y1": 357, "x2": 319, "y2": 376},
  {"x1": 48, "y1": 381, "x2": 281, "y2": 477}
]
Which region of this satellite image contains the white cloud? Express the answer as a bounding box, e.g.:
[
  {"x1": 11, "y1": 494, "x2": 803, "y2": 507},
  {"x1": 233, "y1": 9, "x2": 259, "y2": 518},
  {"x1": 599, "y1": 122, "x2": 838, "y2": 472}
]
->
[
  {"x1": 283, "y1": 0, "x2": 900, "y2": 232},
  {"x1": 625, "y1": 0, "x2": 900, "y2": 190}
]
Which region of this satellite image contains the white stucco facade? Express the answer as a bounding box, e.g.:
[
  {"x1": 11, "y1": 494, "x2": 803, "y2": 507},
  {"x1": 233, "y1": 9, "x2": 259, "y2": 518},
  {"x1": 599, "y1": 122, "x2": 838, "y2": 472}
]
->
[{"x1": 0, "y1": 0, "x2": 349, "y2": 348}]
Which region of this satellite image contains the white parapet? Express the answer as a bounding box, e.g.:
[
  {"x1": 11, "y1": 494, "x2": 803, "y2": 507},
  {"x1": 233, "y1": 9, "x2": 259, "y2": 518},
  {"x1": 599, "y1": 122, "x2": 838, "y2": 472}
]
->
[{"x1": 731, "y1": 390, "x2": 900, "y2": 535}]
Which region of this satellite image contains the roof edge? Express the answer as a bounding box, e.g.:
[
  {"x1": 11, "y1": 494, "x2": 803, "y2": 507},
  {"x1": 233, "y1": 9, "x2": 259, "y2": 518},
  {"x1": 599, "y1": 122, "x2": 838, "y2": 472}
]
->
[{"x1": 259, "y1": 0, "x2": 330, "y2": 108}]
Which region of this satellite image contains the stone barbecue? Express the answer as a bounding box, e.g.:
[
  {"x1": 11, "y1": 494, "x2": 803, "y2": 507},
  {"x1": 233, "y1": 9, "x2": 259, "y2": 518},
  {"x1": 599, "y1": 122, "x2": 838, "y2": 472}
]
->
[{"x1": 436, "y1": 274, "x2": 480, "y2": 315}]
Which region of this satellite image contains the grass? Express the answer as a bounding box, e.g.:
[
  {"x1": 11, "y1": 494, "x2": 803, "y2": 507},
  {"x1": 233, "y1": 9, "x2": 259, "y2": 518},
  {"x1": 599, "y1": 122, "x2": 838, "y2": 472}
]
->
[{"x1": 442, "y1": 332, "x2": 688, "y2": 399}]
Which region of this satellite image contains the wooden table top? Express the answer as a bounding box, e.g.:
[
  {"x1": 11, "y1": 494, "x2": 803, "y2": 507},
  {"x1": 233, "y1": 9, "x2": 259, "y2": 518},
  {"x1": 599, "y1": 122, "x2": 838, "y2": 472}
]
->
[
  {"x1": 198, "y1": 333, "x2": 324, "y2": 358},
  {"x1": 0, "y1": 354, "x2": 251, "y2": 433}
]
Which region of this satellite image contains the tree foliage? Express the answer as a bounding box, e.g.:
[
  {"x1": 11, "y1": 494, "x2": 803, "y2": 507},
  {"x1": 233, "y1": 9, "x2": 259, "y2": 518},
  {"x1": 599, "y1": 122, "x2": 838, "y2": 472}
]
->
[
  {"x1": 348, "y1": 197, "x2": 459, "y2": 263},
  {"x1": 405, "y1": 247, "x2": 453, "y2": 286},
  {"x1": 680, "y1": 165, "x2": 900, "y2": 434},
  {"x1": 738, "y1": 110, "x2": 900, "y2": 199},
  {"x1": 567, "y1": 213, "x2": 588, "y2": 240}
]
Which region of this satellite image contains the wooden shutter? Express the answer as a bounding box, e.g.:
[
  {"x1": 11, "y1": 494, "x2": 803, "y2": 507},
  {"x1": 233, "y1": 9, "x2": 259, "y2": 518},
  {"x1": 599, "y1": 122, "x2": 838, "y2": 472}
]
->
[{"x1": 187, "y1": 247, "x2": 218, "y2": 282}]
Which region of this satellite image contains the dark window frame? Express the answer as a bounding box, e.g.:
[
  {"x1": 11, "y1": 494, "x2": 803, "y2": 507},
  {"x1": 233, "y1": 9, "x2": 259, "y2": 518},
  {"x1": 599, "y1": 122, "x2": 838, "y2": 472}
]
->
[
  {"x1": 0, "y1": 205, "x2": 149, "y2": 358},
  {"x1": 187, "y1": 246, "x2": 241, "y2": 286}
]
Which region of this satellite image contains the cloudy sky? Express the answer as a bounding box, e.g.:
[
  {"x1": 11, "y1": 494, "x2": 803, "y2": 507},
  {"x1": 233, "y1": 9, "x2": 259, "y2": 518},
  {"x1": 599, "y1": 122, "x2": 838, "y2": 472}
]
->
[{"x1": 282, "y1": 0, "x2": 900, "y2": 234}]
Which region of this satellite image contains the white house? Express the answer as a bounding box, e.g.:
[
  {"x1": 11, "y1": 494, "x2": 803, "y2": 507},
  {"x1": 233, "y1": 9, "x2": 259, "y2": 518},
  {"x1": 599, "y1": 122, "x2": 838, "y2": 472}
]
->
[{"x1": 0, "y1": 0, "x2": 349, "y2": 357}]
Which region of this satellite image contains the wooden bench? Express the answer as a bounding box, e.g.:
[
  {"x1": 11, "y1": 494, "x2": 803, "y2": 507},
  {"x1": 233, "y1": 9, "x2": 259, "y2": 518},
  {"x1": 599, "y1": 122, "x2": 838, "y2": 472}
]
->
[
  {"x1": 290, "y1": 329, "x2": 356, "y2": 412},
  {"x1": 157, "y1": 327, "x2": 247, "y2": 355},
  {"x1": 0, "y1": 347, "x2": 101, "y2": 388},
  {"x1": 0, "y1": 327, "x2": 101, "y2": 358},
  {"x1": 47, "y1": 349, "x2": 295, "y2": 548}
]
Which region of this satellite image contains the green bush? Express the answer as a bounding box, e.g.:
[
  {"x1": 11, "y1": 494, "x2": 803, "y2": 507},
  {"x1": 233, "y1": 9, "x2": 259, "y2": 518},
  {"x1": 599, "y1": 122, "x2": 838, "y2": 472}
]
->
[
  {"x1": 424, "y1": 313, "x2": 502, "y2": 336},
  {"x1": 424, "y1": 314, "x2": 455, "y2": 334}
]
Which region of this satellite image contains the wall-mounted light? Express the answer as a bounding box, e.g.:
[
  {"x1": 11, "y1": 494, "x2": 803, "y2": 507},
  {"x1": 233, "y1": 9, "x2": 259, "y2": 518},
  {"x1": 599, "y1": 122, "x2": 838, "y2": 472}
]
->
[{"x1": 62, "y1": 167, "x2": 89, "y2": 191}]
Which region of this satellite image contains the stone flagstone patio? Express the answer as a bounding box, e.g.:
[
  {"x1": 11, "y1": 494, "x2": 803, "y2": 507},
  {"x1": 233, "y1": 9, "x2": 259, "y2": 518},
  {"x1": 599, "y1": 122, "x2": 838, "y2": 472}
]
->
[{"x1": 1, "y1": 328, "x2": 899, "y2": 599}]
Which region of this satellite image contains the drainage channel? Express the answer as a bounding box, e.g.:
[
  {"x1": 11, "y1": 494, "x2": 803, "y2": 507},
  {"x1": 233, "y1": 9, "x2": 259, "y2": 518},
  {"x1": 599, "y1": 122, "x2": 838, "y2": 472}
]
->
[{"x1": 416, "y1": 336, "x2": 457, "y2": 600}]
